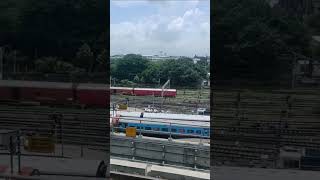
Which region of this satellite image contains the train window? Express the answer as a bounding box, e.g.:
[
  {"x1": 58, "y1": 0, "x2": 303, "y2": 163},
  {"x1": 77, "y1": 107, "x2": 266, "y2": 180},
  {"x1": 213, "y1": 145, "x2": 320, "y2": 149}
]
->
[
  {"x1": 162, "y1": 128, "x2": 168, "y2": 132},
  {"x1": 123, "y1": 123, "x2": 128, "y2": 128},
  {"x1": 153, "y1": 128, "x2": 160, "y2": 131},
  {"x1": 196, "y1": 130, "x2": 202, "y2": 134},
  {"x1": 187, "y1": 130, "x2": 194, "y2": 134},
  {"x1": 136, "y1": 126, "x2": 140, "y2": 129},
  {"x1": 179, "y1": 129, "x2": 185, "y2": 133},
  {"x1": 171, "y1": 129, "x2": 177, "y2": 132},
  {"x1": 204, "y1": 130, "x2": 209, "y2": 135},
  {"x1": 145, "y1": 127, "x2": 151, "y2": 130}
]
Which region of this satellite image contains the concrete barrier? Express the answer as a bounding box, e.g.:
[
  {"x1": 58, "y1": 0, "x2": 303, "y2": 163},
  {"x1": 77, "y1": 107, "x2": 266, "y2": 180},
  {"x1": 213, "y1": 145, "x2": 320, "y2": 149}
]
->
[
  {"x1": 111, "y1": 134, "x2": 210, "y2": 169},
  {"x1": 110, "y1": 158, "x2": 210, "y2": 180}
]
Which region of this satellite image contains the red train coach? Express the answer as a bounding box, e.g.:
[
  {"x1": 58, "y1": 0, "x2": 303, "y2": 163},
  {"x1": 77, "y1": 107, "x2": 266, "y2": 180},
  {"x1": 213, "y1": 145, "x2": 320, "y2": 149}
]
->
[
  {"x1": 110, "y1": 87, "x2": 133, "y2": 95},
  {"x1": 0, "y1": 80, "x2": 108, "y2": 108},
  {"x1": 77, "y1": 83, "x2": 108, "y2": 107}
]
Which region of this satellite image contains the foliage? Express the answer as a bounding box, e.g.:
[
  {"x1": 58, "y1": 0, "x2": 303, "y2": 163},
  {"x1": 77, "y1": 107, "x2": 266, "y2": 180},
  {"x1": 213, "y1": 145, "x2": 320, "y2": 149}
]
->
[
  {"x1": 0, "y1": 0, "x2": 107, "y2": 80},
  {"x1": 111, "y1": 55, "x2": 207, "y2": 87},
  {"x1": 213, "y1": 0, "x2": 311, "y2": 82},
  {"x1": 113, "y1": 54, "x2": 149, "y2": 81},
  {"x1": 119, "y1": 79, "x2": 137, "y2": 87},
  {"x1": 306, "y1": 13, "x2": 320, "y2": 34},
  {"x1": 75, "y1": 43, "x2": 94, "y2": 72},
  {"x1": 95, "y1": 49, "x2": 107, "y2": 72},
  {"x1": 35, "y1": 57, "x2": 76, "y2": 73}
]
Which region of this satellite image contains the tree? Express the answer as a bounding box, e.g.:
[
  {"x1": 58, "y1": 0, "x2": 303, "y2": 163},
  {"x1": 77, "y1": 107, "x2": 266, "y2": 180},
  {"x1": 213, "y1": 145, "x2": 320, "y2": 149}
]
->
[
  {"x1": 95, "y1": 49, "x2": 107, "y2": 72},
  {"x1": 113, "y1": 54, "x2": 149, "y2": 81},
  {"x1": 213, "y1": 0, "x2": 311, "y2": 83},
  {"x1": 17, "y1": 0, "x2": 107, "y2": 59},
  {"x1": 35, "y1": 57, "x2": 58, "y2": 73},
  {"x1": 160, "y1": 58, "x2": 203, "y2": 86},
  {"x1": 306, "y1": 13, "x2": 320, "y2": 34},
  {"x1": 140, "y1": 62, "x2": 162, "y2": 84},
  {"x1": 35, "y1": 57, "x2": 75, "y2": 73},
  {"x1": 75, "y1": 43, "x2": 94, "y2": 72}
]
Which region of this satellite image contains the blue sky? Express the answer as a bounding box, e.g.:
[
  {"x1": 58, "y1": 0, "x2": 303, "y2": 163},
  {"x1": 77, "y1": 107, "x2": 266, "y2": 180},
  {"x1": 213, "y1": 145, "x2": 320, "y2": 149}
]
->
[{"x1": 110, "y1": 0, "x2": 210, "y2": 57}]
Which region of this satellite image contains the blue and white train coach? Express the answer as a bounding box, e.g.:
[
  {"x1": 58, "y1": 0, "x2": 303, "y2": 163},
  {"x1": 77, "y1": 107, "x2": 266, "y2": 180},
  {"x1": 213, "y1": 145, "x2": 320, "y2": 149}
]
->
[{"x1": 111, "y1": 111, "x2": 210, "y2": 138}]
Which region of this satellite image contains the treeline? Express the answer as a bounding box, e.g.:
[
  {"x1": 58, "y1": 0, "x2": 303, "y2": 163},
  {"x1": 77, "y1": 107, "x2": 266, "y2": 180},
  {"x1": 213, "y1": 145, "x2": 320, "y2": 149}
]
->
[
  {"x1": 0, "y1": 0, "x2": 107, "y2": 82},
  {"x1": 111, "y1": 54, "x2": 209, "y2": 87},
  {"x1": 213, "y1": 0, "x2": 320, "y2": 85}
]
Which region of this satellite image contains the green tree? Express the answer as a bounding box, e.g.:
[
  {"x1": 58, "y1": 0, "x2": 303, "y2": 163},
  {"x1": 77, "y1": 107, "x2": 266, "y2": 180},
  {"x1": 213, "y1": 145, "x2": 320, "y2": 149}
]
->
[
  {"x1": 213, "y1": 0, "x2": 311, "y2": 82},
  {"x1": 95, "y1": 49, "x2": 107, "y2": 72},
  {"x1": 75, "y1": 43, "x2": 94, "y2": 72},
  {"x1": 160, "y1": 58, "x2": 203, "y2": 86},
  {"x1": 35, "y1": 57, "x2": 58, "y2": 73},
  {"x1": 140, "y1": 62, "x2": 162, "y2": 84},
  {"x1": 113, "y1": 54, "x2": 149, "y2": 81},
  {"x1": 306, "y1": 13, "x2": 320, "y2": 34}
]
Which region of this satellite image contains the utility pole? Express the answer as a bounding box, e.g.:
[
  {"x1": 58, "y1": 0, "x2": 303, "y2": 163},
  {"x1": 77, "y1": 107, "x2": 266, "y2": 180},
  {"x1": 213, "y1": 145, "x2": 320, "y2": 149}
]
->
[
  {"x1": 291, "y1": 55, "x2": 296, "y2": 89},
  {"x1": 14, "y1": 50, "x2": 17, "y2": 74},
  {"x1": 0, "y1": 47, "x2": 3, "y2": 80}
]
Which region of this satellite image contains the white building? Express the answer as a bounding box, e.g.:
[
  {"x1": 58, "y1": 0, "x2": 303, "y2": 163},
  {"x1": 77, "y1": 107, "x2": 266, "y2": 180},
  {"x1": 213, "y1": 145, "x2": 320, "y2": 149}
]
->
[
  {"x1": 142, "y1": 55, "x2": 180, "y2": 61},
  {"x1": 110, "y1": 55, "x2": 124, "y2": 59}
]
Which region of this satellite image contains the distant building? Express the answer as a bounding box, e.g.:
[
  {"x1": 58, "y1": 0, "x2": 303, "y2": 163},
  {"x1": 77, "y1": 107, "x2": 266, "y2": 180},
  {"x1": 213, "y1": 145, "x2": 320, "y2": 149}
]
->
[
  {"x1": 193, "y1": 55, "x2": 209, "y2": 64},
  {"x1": 142, "y1": 55, "x2": 179, "y2": 61},
  {"x1": 110, "y1": 55, "x2": 124, "y2": 59}
]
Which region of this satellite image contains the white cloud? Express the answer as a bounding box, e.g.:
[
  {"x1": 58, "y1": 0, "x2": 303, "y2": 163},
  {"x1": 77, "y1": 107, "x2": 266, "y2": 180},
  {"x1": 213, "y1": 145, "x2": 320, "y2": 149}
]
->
[{"x1": 111, "y1": 1, "x2": 210, "y2": 57}]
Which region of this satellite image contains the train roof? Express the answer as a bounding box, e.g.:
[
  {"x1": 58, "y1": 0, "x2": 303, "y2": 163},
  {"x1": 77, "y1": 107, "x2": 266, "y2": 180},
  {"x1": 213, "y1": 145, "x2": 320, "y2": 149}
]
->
[
  {"x1": 0, "y1": 80, "x2": 108, "y2": 90},
  {"x1": 111, "y1": 111, "x2": 210, "y2": 127},
  {"x1": 110, "y1": 87, "x2": 177, "y2": 91},
  {"x1": 134, "y1": 88, "x2": 176, "y2": 92},
  {"x1": 77, "y1": 83, "x2": 109, "y2": 90},
  {"x1": 114, "y1": 111, "x2": 210, "y2": 121},
  {"x1": 119, "y1": 118, "x2": 209, "y2": 127},
  {"x1": 0, "y1": 80, "x2": 73, "y2": 89},
  {"x1": 111, "y1": 87, "x2": 133, "y2": 90}
]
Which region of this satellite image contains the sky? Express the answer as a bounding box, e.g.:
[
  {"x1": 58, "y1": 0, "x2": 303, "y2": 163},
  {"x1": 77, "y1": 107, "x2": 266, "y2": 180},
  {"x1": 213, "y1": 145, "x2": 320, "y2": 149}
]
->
[{"x1": 110, "y1": 0, "x2": 210, "y2": 57}]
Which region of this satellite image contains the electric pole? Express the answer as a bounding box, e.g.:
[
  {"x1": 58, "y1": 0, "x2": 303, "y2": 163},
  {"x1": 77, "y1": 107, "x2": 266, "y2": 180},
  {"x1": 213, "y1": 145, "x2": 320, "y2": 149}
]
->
[{"x1": 0, "y1": 47, "x2": 3, "y2": 80}]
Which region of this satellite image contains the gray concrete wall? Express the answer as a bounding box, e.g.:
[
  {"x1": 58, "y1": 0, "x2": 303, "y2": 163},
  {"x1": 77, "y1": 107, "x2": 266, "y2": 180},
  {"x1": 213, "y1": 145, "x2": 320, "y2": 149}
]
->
[{"x1": 110, "y1": 134, "x2": 210, "y2": 169}]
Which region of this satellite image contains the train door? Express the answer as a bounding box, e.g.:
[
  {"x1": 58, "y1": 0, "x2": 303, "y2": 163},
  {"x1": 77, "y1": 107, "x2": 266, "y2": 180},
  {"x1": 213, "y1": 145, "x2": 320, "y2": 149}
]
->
[{"x1": 11, "y1": 87, "x2": 20, "y2": 100}]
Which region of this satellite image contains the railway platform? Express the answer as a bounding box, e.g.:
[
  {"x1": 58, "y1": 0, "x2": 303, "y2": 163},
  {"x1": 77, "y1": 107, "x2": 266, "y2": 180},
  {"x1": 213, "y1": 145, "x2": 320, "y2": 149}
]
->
[{"x1": 212, "y1": 166, "x2": 320, "y2": 180}]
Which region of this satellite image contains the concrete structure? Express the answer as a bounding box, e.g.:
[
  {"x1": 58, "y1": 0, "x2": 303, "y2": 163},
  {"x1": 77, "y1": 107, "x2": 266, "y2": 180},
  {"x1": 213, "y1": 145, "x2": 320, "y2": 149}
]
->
[
  {"x1": 213, "y1": 166, "x2": 320, "y2": 180},
  {"x1": 110, "y1": 134, "x2": 210, "y2": 169},
  {"x1": 111, "y1": 158, "x2": 209, "y2": 180},
  {"x1": 278, "y1": 146, "x2": 304, "y2": 169}
]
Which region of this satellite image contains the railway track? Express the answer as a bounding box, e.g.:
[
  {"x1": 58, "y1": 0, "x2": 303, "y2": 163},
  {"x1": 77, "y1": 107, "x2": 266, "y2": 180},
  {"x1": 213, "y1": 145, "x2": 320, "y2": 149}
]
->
[
  {"x1": 0, "y1": 105, "x2": 109, "y2": 152},
  {"x1": 212, "y1": 89, "x2": 320, "y2": 167}
]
